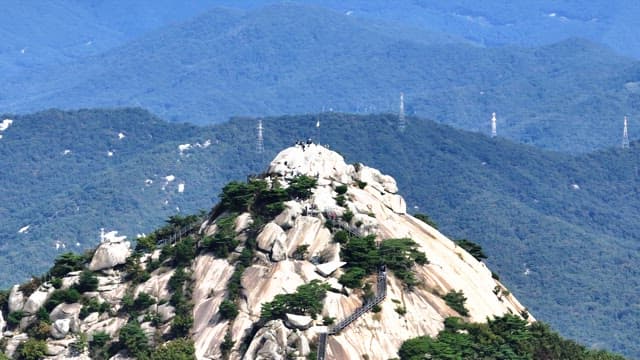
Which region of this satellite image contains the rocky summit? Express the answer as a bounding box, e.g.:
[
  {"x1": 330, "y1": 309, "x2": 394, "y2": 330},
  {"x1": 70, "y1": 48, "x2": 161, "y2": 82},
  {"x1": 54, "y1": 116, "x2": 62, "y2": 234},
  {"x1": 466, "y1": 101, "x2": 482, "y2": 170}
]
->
[{"x1": 0, "y1": 143, "x2": 530, "y2": 359}]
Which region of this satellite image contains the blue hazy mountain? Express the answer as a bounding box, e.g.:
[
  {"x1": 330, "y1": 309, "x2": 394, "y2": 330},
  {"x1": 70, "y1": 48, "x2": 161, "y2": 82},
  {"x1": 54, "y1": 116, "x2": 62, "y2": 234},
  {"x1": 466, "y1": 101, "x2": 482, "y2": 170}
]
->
[{"x1": 2, "y1": 4, "x2": 640, "y2": 152}]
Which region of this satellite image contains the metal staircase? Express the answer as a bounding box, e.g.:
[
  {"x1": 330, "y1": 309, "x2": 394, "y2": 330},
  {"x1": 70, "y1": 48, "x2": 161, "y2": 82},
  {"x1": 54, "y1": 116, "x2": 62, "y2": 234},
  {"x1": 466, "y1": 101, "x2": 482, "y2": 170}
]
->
[{"x1": 317, "y1": 268, "x2": 387, "y2": 359}]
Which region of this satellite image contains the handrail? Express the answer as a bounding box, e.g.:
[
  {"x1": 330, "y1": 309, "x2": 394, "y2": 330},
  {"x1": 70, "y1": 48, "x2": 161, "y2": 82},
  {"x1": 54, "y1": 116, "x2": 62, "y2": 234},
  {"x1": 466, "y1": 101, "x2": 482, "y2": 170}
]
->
[
  {"x1": 155, "y1": 219, "x2": 202, "y2": 248},
  {"x1": 317, "y1": 268, "x2": 387, "y2": 358}
]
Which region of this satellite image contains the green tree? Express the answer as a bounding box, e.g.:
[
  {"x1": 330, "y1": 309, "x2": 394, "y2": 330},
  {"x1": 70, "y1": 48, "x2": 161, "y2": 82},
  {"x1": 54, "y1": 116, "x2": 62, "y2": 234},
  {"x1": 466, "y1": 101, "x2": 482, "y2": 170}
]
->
[
  {"x1": 219, "y1": 300, "x2": 239, "y2": 320},
  {"x1": 75, "y1": 270, "x2": 99, "y2": 293},
  {"x1": 455, "y1": 239, "x2": 487, "y2": 261},
  {"x1": 15, "y1": 339, "x2": 47, "y2": 360},
  {"x1": 119, "y1": 321, "x2": 149, "y2": 358},
  {"x1": 151, "y1": 338, "x2": 196, "y2": 360},
  {"x1": 49, "y1": 252, "x2": 85, "y2": 277}
]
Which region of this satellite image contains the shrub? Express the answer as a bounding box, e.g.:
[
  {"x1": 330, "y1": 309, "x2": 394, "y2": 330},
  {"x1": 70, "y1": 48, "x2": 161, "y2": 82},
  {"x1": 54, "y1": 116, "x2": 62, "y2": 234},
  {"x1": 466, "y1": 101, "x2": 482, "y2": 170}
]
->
[
  {"x1": 442, "y1": 290, "x2": 469, "y2": 317},
  {"x1": 50, "y1": 252, "x2": 84, "y2": 277},
  {"x1": 355, "y1": 180, "x2": 367, "y2": 189},
  {"x1": 173, "y1": 236, "x2": 196, "y2": 267},
  {"x1": 89, "y1": 331, "x2": 111, "y2": 359},
  {"x1": 342, "y1": 210, "x2": 354, "y2": 223},
  {"x1": 340, "y1": 235, "x2": 379, "y2": 272},
  {"x1": 45, "y1": 288, "x2": 81, "y2": 311},
  {"x1": 333, "y1": 230, "x2": 350, "y2": 244},
  {"x1": 150, "y1": 338, "x2": 196, "y2": 360},
  {"x1": 335, "y1": 194, "x2": 347, "y2": 207},
  {"x1": 455, "y1": 239, "x2": 488, "y2": 261},
  {"x1": 261, "y1": 280, "x2": 330, "y2": 321},
  {"x1": 119, "y1": 321, "x2": 149, "y2": 358},
  {"x1": 27, "y1": 321, "x2": 51, "y2": 340},
  {"x1": 220, "y1": 330, "x2": 234, "y2": 358},
  {"x1": 322, "y1": 316, "x2": 335, "y2": 325},
  {"x1": 15, "y1": 339, "x2": 47, "y2": 360},
  {"x1": 339, "y1": 267, "x2": 366, "y2": 289},
  {"x1": 171, "y1": 313, "x2": 193, "y2": 338},
  {"x1": 50, "y1": 277, "x2": 63, "y2": 289},
  {"x1": 287, "y1": 175, "x2": 317, "y2": 199},
  {"x1": 219, "y1": 300, "x2": 239, "y2": 320},
  {"x1": 80, "y1": 298, "x2": 111, "y2": 319},
  {"x1": 168, "y1": 267, "x2": 189, "y2": 292},
  {"x1": 7, "y1": 311, "x2": 24, "y2": 328},
  {"x1": 19, "y1": 277, "x2": 41, "y2": 298},
  {"x1": 135, "y1": 235, "x2": 157, "y2": 253},
  {"x1": 75, "y1": 270, "x2": 99, "y2": 293},
  {"x1": 133, "y1": 292, "x2": 156, "y2": 311},
  {"x1": 335, "y1": 184, "x2": 348, "y2": 195},
  {"x1": 292, "y1": 245, "x2": 309, "y2": 260},
  {"x1": 227, "y1": 266, "x2": 245, "y2": 301},
  {"x1": 203, "y1": 215, "x2": 238, "y2": 258},
  {"x1": 413, "y1": 213, "x2": 438, "y2": 230}
]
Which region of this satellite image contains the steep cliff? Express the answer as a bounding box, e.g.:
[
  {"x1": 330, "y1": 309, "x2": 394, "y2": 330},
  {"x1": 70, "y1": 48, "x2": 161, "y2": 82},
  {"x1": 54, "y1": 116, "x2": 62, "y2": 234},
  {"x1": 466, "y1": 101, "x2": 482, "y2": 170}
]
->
[{"x1": 0, "y1": 144, "x2": 531, "y2": 360}]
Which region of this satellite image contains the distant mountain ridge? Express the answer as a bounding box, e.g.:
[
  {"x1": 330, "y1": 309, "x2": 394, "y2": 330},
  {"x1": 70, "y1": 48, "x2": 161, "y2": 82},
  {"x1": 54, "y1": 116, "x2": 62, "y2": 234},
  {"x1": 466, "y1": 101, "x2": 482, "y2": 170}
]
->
[
  {"x1": 2, "y1": 108, "x2": 640, "y2": 356},
  {"x1": 2, "y1": 3, "x2": 639, "y2": 152}
]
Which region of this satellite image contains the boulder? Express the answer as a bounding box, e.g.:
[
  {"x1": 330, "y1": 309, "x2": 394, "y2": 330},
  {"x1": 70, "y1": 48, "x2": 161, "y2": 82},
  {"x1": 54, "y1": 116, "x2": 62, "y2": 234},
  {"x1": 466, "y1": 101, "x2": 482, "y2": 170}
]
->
[
  {"x1": 274, "y1": 201, "x2": 302, "y2": 229},
  {"x1": 50, "y1": 303, "x2": 82, "y2": 333},
  {"x1": 157, "y1": 303, "x2": 176, "y2": 322},
  {"x1": 235, "y1": 212, "x2": 253, "y2": 233},
  {"x1": 284, "y1": 313, "x2": 313, "y2": 330},
  {"x1": 46, "y1": 343, "x2": 67, "y2": 356},
  {"x1": 271, "y1": 237, "x2": 287, "y2": 262},
  {"x1": 257, "y1": 223, "x2": 286, "y2": 252},
  {"x1": 23, "y1": 284, "x2": 55, "y2": 314},
  {"x1": 315, "y1": 261, "x2": 346, "y2": 277},
  {"x1": 89, "y1": 238, "x2": 131, "y2": 271},
  {"x1": 51, "y1": 318, "x2": 71, "y2": 339},
  {"x1": 5, "y1": 333, "x2": 28, "y2": 358},
  {"x1": 8, "y1": 285, "x2": 25, "y2": 313}
]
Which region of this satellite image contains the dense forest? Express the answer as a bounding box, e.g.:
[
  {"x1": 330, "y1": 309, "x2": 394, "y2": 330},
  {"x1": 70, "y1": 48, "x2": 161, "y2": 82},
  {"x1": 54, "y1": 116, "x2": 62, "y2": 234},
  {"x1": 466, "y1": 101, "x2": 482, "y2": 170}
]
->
[
  {"x1": 2, "y1": 4, "x2": 640, "y2": 152},
  {"x1": 2, "y1": 108, "x2": 640, "y2": 356}
]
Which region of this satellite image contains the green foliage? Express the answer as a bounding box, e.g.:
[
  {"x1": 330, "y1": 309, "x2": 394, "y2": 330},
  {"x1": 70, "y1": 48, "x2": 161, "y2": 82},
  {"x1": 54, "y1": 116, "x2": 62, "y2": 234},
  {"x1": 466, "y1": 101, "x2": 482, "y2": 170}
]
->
[
  {"x1": 220, "y1": 330, "x2": 234, "y2": 358},
  {"x1": 227, "y1": 266, "x2": 245, "y2": 301},
  {"x1": 35, "y1": 307, "x2": 50, "y2": 323},
  {"x1": 203, "y1": 215, "x2": 238, "y2": 258},
  {"x1": 168, "y1": 267, "x2": 189, "y2": 292},
  {"x1": 340, "y1": 234, "x2": 379, "y2": 273},
  {"x1": 171, "y1": 313, "x2": 194, "y2": 338},
  {"x1": 76, "y1": 269, "x2": 99, "y2": 293},
  {"x1": 19, "y1": 277, "x2": 41, "y2": 298},
  {"x1": 80, "y1": 297, "x2": 111, "y2": 319},
  {"x1": 118, "y1": 321, "x2": 149, "y2": 358},
  {"x1": 379, "y1": 238, "x2": 428, "y2": 287},
  {"x1": 7, "y1": 311, "x2": 24, "y2": 328},
  {"x1": 399, "y1": 315, "x2": 627, "y2": 360},
  {"x1": 133, "y1": 292, "x2": 156, "y2": 311},
  {"x1": 27, "y1": 321, "x2": 51, "y2": 340},
  {"x1": 173, "y1": 236, "x2": 196, "y2": 267},
  {"x1": 45, "y1": 288, "x2": 81, "y2": 311},
  {"x1": 335, "y1": 194, "x2": 347, "y2": 207},
  {"x1": 338, "y1": 267, "x2": 366, "y2": 289},
  {"x1": 124, "y1": 256, "x2": 151, "y2": 285},
  {"x1": 333, "y1": 230, "x2": 350, "y2": 244},
  {"x1": 69, "y1": 333, "x2": 88, "y2": 356},
  {"x1": 292, "y1": 245, "x2": 309, "y2": 260},
  {"x1": 261, "y1": 280, "x2": 330, "y2": 321},
  {"x1": 442, "y1": 290, "x2": 469, "y2": 317},
  {"x1": 342, "y1": 209, "x2": 354, "y2": 223},
  {"x1": 287, "y1": 175, "x2": 318, "y2": 199},
  {"x1": 334, "y1": 184, "x2": 348, "y2": 195},
  {"x1": 413, "y1": 213, "x2": 438, "y2": 230},
  {"x1": 150, "y1": 338, "x2": 196, "y2": 360},
  {"x1": 218, "y1": 300, "x2": 239, "y2": 320},
  {"x1": 15, "y1": 339, "x2": 47, "y2": 360},
  {"x1": 455, "y1": 239, "x2": 488, "y2": 261},
  {"x1": 89, "y1": 331, "x2": 111, "y2": 359},
  {"x1": 50, "y1": 252, "x2": 85, "y2": 278}
]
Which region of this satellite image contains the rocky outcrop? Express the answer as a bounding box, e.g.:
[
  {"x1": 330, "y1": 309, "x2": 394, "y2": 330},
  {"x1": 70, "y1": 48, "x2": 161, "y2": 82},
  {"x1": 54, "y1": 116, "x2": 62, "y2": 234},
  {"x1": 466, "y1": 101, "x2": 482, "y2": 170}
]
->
[
  {"x1": 0, "y1": 144, "x2": 532, "y2": 360},
  {"x1": 23, "y1": 283, "x2": 55, "y2": 314},
  {"x1": 8, "y1": 285, "x2": 25, "y2": 313},
  {"x1": 89, "y1": 237, "x2": 132, "y2": 271}
]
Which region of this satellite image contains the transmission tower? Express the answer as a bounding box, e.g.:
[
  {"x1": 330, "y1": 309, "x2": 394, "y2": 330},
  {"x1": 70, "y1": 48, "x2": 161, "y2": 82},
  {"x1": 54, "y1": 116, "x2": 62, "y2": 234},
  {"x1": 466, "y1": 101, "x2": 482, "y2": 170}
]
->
[
  {"x1": 491, "y1": 112, "x2": 497, "y2": 138},
  {"x1": 398, "y1": 92, "x2": 406, "y2": 132},
  {"x1": 623, "y1": 116, "x2": 630, "y2": 149},
  {"x1": 256, "y1": 119, "x2": 264, "y2": 153}
]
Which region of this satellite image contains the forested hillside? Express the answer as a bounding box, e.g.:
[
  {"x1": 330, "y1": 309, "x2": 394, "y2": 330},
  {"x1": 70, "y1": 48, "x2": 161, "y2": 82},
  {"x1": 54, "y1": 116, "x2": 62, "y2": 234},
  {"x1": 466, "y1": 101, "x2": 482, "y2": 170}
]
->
[
  {"x1": 2, "y1": 108, "x2": 640, "y2": 356},
  {"x1": 3, "y1": 4, "x2": 640, "y2": 152}
]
